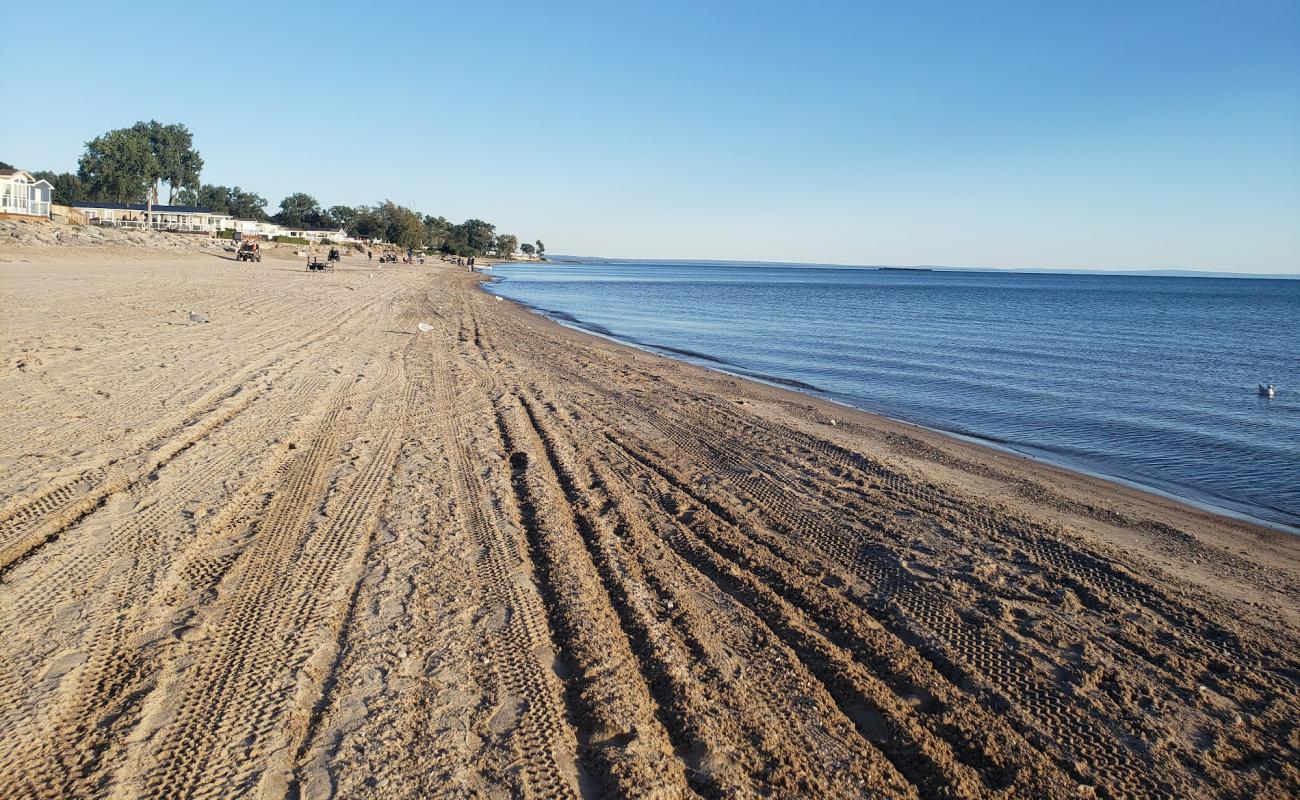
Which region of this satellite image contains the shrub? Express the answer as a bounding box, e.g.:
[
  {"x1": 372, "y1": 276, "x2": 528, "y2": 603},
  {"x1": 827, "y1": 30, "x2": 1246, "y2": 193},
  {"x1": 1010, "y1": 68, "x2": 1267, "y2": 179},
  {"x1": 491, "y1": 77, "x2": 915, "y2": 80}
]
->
[
  {"x1": 217, "y1": 229, "x2": 235, "y2": 239},
  {"x1": 273, "y1": 235, "x2": 309, "y2": 245}
]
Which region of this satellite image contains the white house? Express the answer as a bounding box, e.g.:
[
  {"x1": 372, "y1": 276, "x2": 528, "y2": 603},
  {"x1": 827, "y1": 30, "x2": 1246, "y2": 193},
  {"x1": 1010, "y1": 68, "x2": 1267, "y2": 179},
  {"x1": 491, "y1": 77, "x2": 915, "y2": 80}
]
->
[
  {"x1": 221, "y1": 219, "x2": 284, "y2": 238},
  {"x1": 277, "y1": 226, "x2": 350, "y2": 243},
  {"x1": 0, "y1": 169, "x2": 53, "y2": 219},
  {"x1": 73, "y1": 202, "x2": 232, "y2": 234}
]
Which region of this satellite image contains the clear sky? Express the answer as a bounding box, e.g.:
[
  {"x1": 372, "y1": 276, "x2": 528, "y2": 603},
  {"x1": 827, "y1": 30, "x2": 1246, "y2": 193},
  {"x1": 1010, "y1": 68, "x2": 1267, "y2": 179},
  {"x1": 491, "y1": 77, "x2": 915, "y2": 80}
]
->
[{"x1": 4, "y1": 1, "x2": 1298, "y2": 272}]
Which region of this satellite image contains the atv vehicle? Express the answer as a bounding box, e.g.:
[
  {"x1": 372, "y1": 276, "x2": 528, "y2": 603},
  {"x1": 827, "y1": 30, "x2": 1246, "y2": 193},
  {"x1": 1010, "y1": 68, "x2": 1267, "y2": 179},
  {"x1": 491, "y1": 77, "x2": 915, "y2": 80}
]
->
[{"x1": 235, "y1": 242, "x2": 261, "y2": 262}]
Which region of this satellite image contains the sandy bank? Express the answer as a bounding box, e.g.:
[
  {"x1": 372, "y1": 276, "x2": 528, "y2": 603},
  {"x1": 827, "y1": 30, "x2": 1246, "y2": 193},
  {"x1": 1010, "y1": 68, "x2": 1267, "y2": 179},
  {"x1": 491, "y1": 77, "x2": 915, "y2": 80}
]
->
[{"x1": 1, "y1": 252, "x2": 1297, "y2": 798}]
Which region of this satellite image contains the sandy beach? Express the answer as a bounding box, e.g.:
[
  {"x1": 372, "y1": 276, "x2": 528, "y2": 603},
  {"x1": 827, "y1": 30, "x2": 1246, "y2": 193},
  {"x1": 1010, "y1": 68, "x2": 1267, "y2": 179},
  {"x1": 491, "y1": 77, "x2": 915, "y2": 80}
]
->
[{"x1": 1, "y1": 248, "x2": 1298, "y2": 798}]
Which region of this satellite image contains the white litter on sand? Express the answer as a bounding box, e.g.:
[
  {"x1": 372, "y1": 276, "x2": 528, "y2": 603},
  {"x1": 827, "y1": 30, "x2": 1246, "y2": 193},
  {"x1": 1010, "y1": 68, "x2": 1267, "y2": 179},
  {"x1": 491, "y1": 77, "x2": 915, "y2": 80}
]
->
[{"x1": 417, "y1": 322, "x2": 434, "y2": 332}]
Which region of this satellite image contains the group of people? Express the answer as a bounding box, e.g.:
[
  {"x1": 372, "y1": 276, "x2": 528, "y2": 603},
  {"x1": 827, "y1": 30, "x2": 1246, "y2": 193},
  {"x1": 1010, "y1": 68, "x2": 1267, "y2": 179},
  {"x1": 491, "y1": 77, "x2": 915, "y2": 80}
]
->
[{"x1": 365, "y1": 250, "x2": 422, "y2": 264}]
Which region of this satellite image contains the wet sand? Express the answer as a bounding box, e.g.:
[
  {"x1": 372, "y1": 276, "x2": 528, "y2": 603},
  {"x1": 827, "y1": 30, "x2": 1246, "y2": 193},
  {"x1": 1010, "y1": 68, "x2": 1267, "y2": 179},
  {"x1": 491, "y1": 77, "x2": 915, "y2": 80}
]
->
[{"x1": 1, "y1": 250, "x2": 1298, "y2": 798}]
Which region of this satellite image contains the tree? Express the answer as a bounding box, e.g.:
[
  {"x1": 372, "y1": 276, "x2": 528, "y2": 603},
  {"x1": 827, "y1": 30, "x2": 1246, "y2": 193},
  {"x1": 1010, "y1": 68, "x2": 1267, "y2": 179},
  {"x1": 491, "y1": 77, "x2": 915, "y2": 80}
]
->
[
  {"x1": 135, "y1": 121, "x2": 202, "y2": 204},
  {"x1": 494, "y1": 234, "x2": 518, "y2": 257},
  {"x1": 31, "y1": 171, "x2": 87, "y2": 205},
  {"x1": 380, "y1": 201, "x2": 425, "y2": 249},
  {"x1": 274, "y1": 193, "x2": 323, "y2": 228},
  {"x1": 535, "y1": 239, "x2": 546, "y2": 257},
  {"x1": 78, "y1": 127, "x2": 158, "y2": 203},
  {"x1": 0, "y1": 161, "x2": 13, "y2": 170},
  {"x1": 177, "y1": 184, "x2": 232, "y2": 213},
  {"x1": 457, "y1": 219, "x2": 496, "y2": 255},
  {"x1": 76, "y1": 121, "x2": 203, "y2": 206},
  {"x1": 329, "y1": 205, "x2": 357, "y2": 230},
  {"x1": 229, "y1": 187, "x2": 269, "y2": 220},
  {"x1": 423, "y1": 215, "x2": 452, "y2": 251},
  {"x1": 348, "y1": 206, "x2": 387, "y2": 241},
  {"x1": 520, "y1": 242, "x2": 536, "y2": 256}
]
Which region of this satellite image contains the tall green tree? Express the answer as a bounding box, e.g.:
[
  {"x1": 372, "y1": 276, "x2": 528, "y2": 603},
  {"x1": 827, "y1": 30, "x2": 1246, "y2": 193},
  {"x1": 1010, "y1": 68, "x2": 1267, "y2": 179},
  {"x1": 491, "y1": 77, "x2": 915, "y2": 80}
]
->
[
  {"x1": 423, "y1": 215, "x2": 452, "y2": 250},
  {"x1": 78, "y1": 127, "x2": 158, "y2": 203},
  {"x1": 177, "y1": 184, "x2": 231, "y2": 213},
  {"x1": 535, "y1": 239, "x2": 545, "y2": 257},
  {"x1": 494, "y1": 233, "x2": 518, "y2": 257},
  {"x1": 520, "y1": 242, "x2": 536, "y2": 256},
  {"x1": 458, "y1": 219, "x2": 496, "y2": 255},
  {"x1": 348, "y1": 206, "x2": 387, "y2": 241},
  {"x1": 0, "y1": 161, "x2": 13, "y2": 170},
  {"x1": 229, "y1": 187, "x2": 269, "y2": 220},
  {"x1": 380, "y1": 201, "x2": 425, "y2": 249},
  {"x1": 135, "y1": 121, "x2": 202, "y2": 204},
  {"x1": 274, "y1": 193, "x2": 323, "y2": 228},
  {"x1": 76, "y1": 121, "x2": 203, "y2": 206},
  {"x1": 328, "y1": 205, "x2": 357, "y2": 230}
]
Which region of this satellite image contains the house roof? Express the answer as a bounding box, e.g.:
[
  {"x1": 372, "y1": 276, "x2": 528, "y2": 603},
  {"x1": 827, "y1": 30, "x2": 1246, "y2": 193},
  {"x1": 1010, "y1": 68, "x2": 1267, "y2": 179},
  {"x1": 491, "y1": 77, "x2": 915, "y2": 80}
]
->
[
  {"x1": 0, "y1": 168, "x2": 33, "y2": 180},
  {"x1": 73, "y1": 201, "x2": 222, "y2": 214}
]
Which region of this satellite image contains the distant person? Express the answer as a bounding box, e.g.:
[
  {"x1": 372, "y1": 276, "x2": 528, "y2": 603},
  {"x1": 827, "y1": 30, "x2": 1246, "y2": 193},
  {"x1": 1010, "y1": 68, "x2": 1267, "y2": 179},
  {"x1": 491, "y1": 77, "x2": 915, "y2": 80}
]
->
[{"x1": 367, "y1": 250, "x2": 373, "y2": 262}]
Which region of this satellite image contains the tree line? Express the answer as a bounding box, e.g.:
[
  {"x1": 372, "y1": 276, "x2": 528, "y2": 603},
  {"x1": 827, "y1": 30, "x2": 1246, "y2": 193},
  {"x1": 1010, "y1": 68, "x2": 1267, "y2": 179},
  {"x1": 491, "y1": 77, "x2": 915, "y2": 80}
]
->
[{"x1": 4, "y1": 121, "x2": 544, "y2": 258}]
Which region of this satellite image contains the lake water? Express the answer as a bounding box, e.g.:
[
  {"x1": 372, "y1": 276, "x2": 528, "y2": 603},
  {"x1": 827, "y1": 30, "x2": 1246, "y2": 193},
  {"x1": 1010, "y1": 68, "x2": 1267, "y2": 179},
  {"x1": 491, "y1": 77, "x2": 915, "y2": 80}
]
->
[{"x1": 485, "y1": 259, "x2": 1300, "y2": 530}]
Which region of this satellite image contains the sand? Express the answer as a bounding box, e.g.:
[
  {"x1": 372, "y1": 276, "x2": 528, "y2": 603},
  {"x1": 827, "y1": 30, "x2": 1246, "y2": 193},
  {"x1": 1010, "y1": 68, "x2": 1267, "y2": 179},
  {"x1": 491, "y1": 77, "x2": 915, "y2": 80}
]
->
[{"x1": 1, "y1": 248, "x2": 1297, "y2": 799}]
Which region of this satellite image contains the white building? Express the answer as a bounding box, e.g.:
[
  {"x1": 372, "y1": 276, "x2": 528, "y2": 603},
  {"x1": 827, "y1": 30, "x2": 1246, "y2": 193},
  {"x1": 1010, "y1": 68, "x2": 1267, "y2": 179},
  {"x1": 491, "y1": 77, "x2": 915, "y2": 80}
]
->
[
  {"x1": 222, "y1": 218, "x2": 284, "y2": 238},
  {"x1": 277, "y1": 226, "x2": 350, "y2": 243},
  {"x1": 0, "y1": 169, "x2": 53, "y2": 219},
  {"x1": 73, "y1": 202, "x2": 232, "y2": 234}
]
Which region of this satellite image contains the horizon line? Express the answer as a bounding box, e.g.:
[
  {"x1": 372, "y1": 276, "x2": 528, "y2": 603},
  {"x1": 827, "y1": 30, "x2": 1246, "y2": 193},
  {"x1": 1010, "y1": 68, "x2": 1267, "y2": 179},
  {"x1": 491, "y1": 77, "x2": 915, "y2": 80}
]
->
[{"x1": 543, "y1": 255, "x2": 1300, "y2": 279}]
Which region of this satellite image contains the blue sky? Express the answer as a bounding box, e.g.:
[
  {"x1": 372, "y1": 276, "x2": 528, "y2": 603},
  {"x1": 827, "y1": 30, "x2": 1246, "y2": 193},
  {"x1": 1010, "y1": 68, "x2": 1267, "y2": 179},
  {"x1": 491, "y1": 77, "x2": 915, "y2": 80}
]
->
[{"x1": 5, "y1": 1, "x2": 1298, "y2": 272}]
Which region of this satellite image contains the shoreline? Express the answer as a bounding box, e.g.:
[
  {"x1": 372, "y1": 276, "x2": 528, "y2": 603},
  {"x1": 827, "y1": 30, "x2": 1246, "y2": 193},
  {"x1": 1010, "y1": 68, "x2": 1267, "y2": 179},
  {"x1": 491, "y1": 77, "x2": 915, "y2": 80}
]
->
[
  {"x1": 486, "y1": 282, "x2": 1300, "y2": 535},
  {"x1": 2, "y1": 251, "x2": 1297, "y2": 797}
]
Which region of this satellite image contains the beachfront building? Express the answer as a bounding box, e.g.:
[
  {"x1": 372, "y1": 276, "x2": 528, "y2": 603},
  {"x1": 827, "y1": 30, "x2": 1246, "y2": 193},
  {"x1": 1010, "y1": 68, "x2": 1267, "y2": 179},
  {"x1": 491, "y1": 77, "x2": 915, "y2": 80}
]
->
[
  {"x1": 73, "y1": 202, "x2": 232, "y2": 234},
  {"x1": 221, "y1": 218, "x2": 283, "y2": 238},
  {"x1": 278, "y1": 226, "x2": 350, "y2": 243},
  {"x1": 0, "y1": 169, "x2": 54, "y2": 219}
]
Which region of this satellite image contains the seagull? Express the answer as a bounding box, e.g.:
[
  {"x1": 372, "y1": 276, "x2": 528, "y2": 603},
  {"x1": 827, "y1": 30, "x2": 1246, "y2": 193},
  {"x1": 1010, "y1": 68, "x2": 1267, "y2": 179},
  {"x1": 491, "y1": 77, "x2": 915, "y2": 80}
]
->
[{"x1": 188, "y1": 311, "x2": 210, "y2": 324}]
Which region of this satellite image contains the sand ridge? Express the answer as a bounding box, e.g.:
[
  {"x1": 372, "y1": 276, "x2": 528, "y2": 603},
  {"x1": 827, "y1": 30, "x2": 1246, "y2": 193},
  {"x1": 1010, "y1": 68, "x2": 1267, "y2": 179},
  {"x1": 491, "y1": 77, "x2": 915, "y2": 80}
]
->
[{"x1": 1, "y1": 252, "x2": 1297, "y2": 798}]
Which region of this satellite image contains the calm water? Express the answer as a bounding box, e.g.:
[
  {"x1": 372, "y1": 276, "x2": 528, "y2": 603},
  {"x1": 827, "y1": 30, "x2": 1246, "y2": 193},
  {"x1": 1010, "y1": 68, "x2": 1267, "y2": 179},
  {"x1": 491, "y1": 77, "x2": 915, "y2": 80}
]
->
[{"x1": 486, "y1": 260, "x2": 1300, "y2": 530}]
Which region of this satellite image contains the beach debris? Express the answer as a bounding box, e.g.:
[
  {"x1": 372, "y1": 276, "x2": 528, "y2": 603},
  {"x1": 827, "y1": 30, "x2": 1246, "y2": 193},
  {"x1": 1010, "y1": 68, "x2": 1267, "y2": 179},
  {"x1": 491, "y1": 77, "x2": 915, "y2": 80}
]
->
[
  {"x1": 188, "y1": 311, "x2": 210, "y2": 324},
  {"x1": 417, "y1": 322, "x2": 434, "y2": 332}
]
